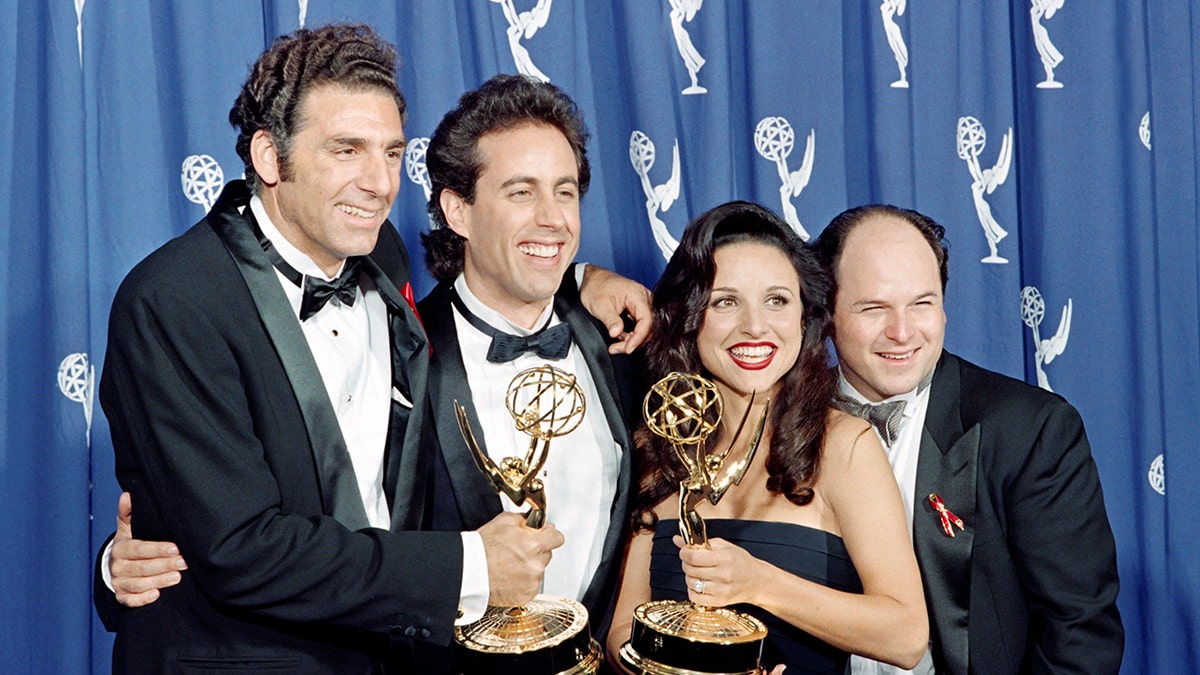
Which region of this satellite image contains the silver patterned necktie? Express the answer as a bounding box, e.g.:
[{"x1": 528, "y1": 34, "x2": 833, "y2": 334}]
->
[
  {"x1": 832, "y1": 369, "x2": 934, "y2": 448},
  {"x1": 833, "y1": 397, "x2": 906, "y2": 447}
]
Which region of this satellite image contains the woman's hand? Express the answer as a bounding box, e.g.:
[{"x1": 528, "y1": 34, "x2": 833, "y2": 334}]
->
[{"x1": 675, "y1": 534, "x2": 766, "y2": 608}]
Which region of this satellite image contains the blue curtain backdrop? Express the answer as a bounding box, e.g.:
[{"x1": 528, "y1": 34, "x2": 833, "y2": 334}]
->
[{"x1": 1, "y1": 1, "x2": 1195, "y2": 672}]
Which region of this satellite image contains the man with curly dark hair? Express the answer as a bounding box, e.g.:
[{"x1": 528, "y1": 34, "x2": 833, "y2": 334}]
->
[
  {"x1": 416, "y1": 74, "x2": 642, "y2": 646},
  {"x1": 94, "y1": 25, "x2": 567, "y2": 672}
]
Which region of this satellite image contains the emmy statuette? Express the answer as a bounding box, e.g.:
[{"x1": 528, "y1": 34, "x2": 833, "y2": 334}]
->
[
  {"x1": 619, "y1": 372, "x2": 770, "y2": 675},
  {"x1": 452, "y1": 365, "x2": 603, "y2": 675}
]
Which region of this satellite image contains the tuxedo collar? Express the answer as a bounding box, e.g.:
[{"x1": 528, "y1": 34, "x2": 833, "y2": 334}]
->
[
  {"x1": 204, "y1": 180, "x2": 429, "y2": 533},
  {"x1": 422, "y1": 279, "x2": 634, "y2": 622},
  {"x1": 421, "y1": 283, "x2": 505, "y2": 527},
  {"x1": 923, "y1": 351, "x2": 966, "y2": 456},
  {"x1": 452, "y1": 274, "x2": 558, "y2": 335},
  {"x1": 207, "y1": 181, "x2": 371, "y2": 531},
  {"x1": 913, "y1": 349, "x2": 975, "y2": 675},
  {"x1": 249, "y1": 195, "x2": 348, "y2": 281}
]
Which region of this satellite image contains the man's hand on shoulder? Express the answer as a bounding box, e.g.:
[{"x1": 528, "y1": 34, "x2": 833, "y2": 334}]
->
[
  {"x1": 109, "y1": 491, "x2": 188, "y2": 607},
  {"x1": 579, "y1": 264, "x2": 653, "y2": 354}
]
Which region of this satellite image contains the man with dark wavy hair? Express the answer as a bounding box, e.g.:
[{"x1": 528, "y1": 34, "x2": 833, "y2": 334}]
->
[
  {"x1": 95, "y1": 25, "x2": 568, "y2": 672},
  {"x1": 421, "y1": 74, "x2": 590, "y2": 283},
  {"x1": 416, "y1": 74, "x2": 640, "y2": 648}
]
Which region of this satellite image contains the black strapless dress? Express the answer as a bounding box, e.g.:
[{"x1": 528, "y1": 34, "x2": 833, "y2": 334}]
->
[{"x1": 649, "y1": 519, "x2": 863, "y2": 674}]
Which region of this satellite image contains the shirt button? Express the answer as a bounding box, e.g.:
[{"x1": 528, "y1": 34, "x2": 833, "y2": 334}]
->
[
  {"x1": 404, "y1": 626, "x2": 417, "y2": 638},
  {"x1": 331, "y1": 329, "x2": 339, "y2": 337}
]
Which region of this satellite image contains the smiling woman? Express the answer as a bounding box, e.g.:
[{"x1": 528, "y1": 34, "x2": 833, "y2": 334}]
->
[
  {"x1": 606, "y1": 201, "x2": 929, "y2": 674},
  {"x1": 697, "y1": 240, "x2": 805, "y2": 402}
]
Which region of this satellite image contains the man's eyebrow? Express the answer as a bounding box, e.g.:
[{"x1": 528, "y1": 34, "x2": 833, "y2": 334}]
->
[
  {"x1": 849, "y1": 290, "x2": 940, "y2": 308},
  {"x1": 496, "y1": 175, "x2": 580, "y2": 191},
  {"x1": 499, "y1": 175, "x2": 536, "y2": 189},
  {"x1": 326, "y1": 136, "x2": 408, "y2": 150}
]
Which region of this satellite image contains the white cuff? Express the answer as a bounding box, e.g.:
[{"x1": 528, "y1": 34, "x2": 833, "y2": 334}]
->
[
  {"x1": 101, "y1": 538, "x2": 115, "y2": 592},
  {"x1": 456, "y1": 531, "x2": 489, "y2": 625}
]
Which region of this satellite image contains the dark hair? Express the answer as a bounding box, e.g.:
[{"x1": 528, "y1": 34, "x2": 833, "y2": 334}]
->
[
  {"x1": 814, "y1": 204, "x2": 949, "y2": 309},
  {"x1": 229, "y1": 23, "x2": 406, "y2": 194},
  {"x1": 421, "y1": 74, "x2": 591, "y2": 283},
  {"x1": 631, "y1": 201, "x2": 836, "y2": 531}
]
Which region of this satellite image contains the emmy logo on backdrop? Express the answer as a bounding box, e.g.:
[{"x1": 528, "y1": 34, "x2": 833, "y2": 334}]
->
[
  {"x1": 754, "y1": 117, "x2": 815, "y2": 241},
  {"x1": 58, "y1": 352, "x2": 95, "y2": 446},
  {"x1": 880, "y1": 0, "x2": 909, "y2": 88},
  {"x1": 619, "y1": 373, "x2": 771, "y2": 675},
  {"x1": 1020, "y1": 286, "x2": 1072, "y2": 392},
  {"x1": 490, "y1": 0, "x2": 554, "y2": 82},
  {"x1": 1139, "y1": 112, "x2": 1152, "y2": 151},
  {"x1": 629, "y1": 130, "x2": 682, "y2": 260},
  {"x1": 1147, "y1": 454, "x2": 1164, "y2": 496},
  {"x1": 453, "y1": 365, "x2": 602, "y2": 675},
  {"x1": 404, "y1": 137, "x2": 432, "y2": 202},
  {"x1": 668, "y1": 0, "x2": 707, "y2": 95},
  {"x1": 1031, "y1": 0, "x2": 1066, "y2": 88},
  {"x1": 181, "y1": 154, "x2": 225, "y2": 213},
  {"x1": 404, "y1": 137, "x2": 437, "y2": 227},
  {"x1": 956, "y1": 116, "x2": 1012, "y2": 264}
]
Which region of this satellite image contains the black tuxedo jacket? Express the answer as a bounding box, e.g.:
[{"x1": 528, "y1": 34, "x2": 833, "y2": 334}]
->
[
  {"x1": 913, "y1": 351, "x2": 1123, "y2": 674},
  {"x1": 417, "y1": 278, "x2": 639, "y2": 638},
  {"x1": 97, "y1": 181, "x2": 462, "y2": 673}
]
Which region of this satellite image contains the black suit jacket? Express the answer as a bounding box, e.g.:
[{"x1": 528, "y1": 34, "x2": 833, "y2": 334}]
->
[
  {"x1": 97, "y1": 181, "x2": 462, "y2": 673},
  {"x1": 418, "y1": 277, "x2": 638, "y2": 638},
  {"x1": 913, "y1": 351, "x2": 1123, "y2": 674}
]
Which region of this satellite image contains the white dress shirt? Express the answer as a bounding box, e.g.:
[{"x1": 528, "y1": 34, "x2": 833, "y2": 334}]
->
[
  {"x1": 842, "y1": 368, "x2": 936, "y2": 675},
  {"x1": 256, "y1": 202, "x2": 488, "y2": 624},
  {"x1": 452, "y1": 275, "x2": 621, "y2": 605},
  {"x1": 251, "y1": 197, "x2": 394, "y2": 529}
]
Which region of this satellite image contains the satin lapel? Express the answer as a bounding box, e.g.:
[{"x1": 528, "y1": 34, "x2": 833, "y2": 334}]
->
[
  {"x1": 914, "y1": 352, "x2": 976, "y2": 675},
  {"x1": 554, "y1": 292, "x2": 634, "y2": 617},
  {"x1": 210, "y1": 182, "x2": 369, "y2": 531},
  {"x1": 359, "y1": 256, "x2": 431, "y2": 532},
  {"x1": 421, "y1": 284, "x2": 502, "y2": 529}
]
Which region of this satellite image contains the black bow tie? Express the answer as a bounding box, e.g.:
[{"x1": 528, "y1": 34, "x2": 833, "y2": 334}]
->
[
  {"x1": 254, "y1": 229, "x2": 360, "y2": 321},
  {"x1": 832, "y1": 396, "x2": 906, "y2": 447},
  {"x1": 449, "y1": 288, "x2": 572, "y2": 363},
  {"x1": 298, "y1": 261, "x2": 361, "y2": 321}
]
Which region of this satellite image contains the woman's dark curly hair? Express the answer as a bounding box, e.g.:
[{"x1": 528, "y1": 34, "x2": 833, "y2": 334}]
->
[
  {"x1": 631, "y1": 201, "x2": 836, "y2": 532},
  {"x1": 229, "y1": 23, "x2": 406, "y2": 194},
  {"x1": 421, "y1": 74, "x2": 590, "y2": 283}
]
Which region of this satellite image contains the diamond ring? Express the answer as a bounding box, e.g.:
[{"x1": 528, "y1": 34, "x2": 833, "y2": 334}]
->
[{"x1": 691, "y1": 579, "x2": 706, "y2": 594}]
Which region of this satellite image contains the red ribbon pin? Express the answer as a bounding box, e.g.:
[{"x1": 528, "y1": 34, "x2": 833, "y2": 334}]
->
[
  {"x1": 400, "y1": 281, "x2": 432, "y2": 355},
  {"x1": 928, "y1": 493, "x2": 964, "y2": 537}
]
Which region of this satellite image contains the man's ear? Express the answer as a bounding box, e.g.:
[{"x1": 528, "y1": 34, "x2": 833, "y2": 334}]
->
[
  {"x1": 249, "y1": 130, "x2": 281, "y2": 186},
  {"x1": 440, "y1": 190, "x2": 470, "y2": 240}
]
